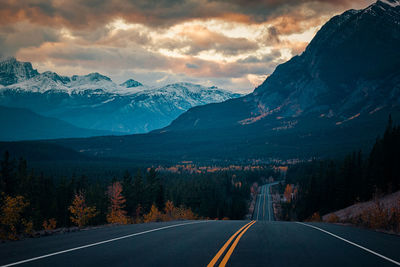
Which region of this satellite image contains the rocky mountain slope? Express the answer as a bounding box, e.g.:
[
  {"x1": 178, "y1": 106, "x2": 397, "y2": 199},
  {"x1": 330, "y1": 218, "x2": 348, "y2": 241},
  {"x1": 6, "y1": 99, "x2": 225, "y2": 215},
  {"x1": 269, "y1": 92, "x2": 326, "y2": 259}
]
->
[
  {"x1": 163, "y1": 0, "x2": 400, "y2": 133},
  {"x1": 0, "y1": 58, "x2": 240, "y2": 135}
]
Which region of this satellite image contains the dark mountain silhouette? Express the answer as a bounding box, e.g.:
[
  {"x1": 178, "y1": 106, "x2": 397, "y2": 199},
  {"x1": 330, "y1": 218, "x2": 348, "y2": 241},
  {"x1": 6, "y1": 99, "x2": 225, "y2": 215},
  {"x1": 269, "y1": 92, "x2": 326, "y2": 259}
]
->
[{"x1": 0, "y1": 106, "x2": 115, "y2": 141}]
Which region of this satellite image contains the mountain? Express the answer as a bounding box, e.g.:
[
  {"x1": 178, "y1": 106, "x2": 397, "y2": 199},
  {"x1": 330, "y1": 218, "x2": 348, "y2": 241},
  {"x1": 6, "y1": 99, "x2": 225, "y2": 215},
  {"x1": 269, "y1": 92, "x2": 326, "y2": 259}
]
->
[
  {"x1": 163, "y1": 0, "x2": 400, "y2": 132},
  {"x1": 2, "y1": 0, "x2": 398, "y2": 162},
  {"x1": 0, "y1": 57, "x2": 39, "y2": 86},
  {"x1": 0, "y1": 106, "x2": 115, "y2": 141},
  {"x1": 44, "y1": 0, "x2": 399, "y2": 161},
  {"x1": 0, "y1": 60, "x2": 240, "y2": 134},
  {"x1": 120, "y1": 79, "x2": 143, "y2": 88}
]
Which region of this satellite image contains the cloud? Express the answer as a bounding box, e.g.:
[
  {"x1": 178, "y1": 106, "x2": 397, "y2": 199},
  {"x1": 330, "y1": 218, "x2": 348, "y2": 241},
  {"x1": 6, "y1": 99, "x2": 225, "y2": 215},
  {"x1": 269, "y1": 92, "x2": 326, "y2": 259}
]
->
[
  {"x1": 0, "y1": 21, "x2": 61, "y2": 55},
  {"x1": 1, "y1": 0, "x2": 375, "y2": 93},
  {"x1": 186, "y1": 63, "x2": 199, "y2": 69},
  {"x1": 237, "y1": 50, "x2": 282, "y2": 63},
  {"x1": 172, "y1": 25, "x2": 259, "y2": 56},
  {"x1": 0, "y1": 0, "x2": 372, "y2": 29}
]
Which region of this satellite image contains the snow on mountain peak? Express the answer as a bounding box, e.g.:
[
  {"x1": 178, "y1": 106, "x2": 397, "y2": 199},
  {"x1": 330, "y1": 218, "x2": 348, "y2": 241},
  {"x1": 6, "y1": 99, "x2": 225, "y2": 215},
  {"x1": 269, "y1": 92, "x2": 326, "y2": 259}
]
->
[
  {"x1": 0, "y1": 58, "x2": 241, "y2": 102},
  {"x1": 120, "y1": 79, "x2": 143, "y2": 88},
  {"x1": 41, "y1": 71, "x2": 71, "y2": 84},
  {"x1": 0, "y1": 57, "x2": 39, "y2": 86},
  {"x1": 71, "y1": 72, "x2": 111, "y2": 84}
]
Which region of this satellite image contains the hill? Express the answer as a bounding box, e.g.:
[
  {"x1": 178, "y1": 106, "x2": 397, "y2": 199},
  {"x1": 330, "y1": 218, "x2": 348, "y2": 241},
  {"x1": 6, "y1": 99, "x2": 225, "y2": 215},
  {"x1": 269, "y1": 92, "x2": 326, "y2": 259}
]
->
[{"x1": 0, "y1": 106, "x2": 115, "y2": 141}]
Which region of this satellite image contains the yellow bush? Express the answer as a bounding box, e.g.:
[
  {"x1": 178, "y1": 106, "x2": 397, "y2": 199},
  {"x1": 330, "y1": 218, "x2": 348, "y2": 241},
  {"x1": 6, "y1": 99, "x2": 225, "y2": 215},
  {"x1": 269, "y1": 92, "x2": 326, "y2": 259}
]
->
[
  {"x1": 0, "y1": 195, "x2": 30, "y2": 240},
  {"x1": 68, "y1": 191, "x2": 98, "y2": 227},
  {"x1": 143, "y1": 204, "x2": 163, "y2": 222}
]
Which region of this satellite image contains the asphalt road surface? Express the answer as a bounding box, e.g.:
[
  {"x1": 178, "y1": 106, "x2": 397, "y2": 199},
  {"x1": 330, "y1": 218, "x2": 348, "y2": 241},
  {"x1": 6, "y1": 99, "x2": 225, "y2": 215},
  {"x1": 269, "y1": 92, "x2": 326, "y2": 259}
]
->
[
  {"x1": 1, "y1": 188, "x2": 400, "y2": 266},
  {"x1": 252, "y1": 182, "x2": 279, "y2": 221}
]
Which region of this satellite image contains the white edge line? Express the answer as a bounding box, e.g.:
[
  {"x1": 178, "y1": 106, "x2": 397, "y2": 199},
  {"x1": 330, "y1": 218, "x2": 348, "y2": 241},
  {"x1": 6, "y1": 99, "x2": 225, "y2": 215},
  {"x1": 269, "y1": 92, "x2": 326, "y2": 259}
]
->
[
  {"x1": 256, "y1": 188, "x2": 261, "y2": 221},
  {"x1": 264, "y1": 186, "x2": 267, "y2": 221},
  {"x1": 267, "y1": 185, "x2": 271, "y2": 222},
  {"x1": 2, "y1": 221, "x2": 210, "y2": 267},
  {"x1": 296, "y1": 222, "x2": 400, "y2": 266}
]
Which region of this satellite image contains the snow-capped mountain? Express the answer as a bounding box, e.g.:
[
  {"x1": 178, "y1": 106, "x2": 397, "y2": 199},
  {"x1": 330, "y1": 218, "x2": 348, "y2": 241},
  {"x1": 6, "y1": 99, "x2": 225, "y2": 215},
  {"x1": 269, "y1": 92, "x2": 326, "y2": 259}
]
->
[
  {"x1": 0, "y1": 59, "x2": 241, "y2": 135},
  {"x1": 0, "y1": 57, "x2": 39, "y2": 86},
  {"x1": 120, "y1": 79, "x2": 143, "y2": 88}
]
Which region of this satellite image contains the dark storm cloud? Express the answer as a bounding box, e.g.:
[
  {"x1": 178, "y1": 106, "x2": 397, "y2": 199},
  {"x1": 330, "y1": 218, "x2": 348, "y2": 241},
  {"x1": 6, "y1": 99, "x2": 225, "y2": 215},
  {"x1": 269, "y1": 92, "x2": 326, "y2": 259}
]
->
[
  {"x1": 0, "y1": 0, "x2": 370, "y2": 29},
  {"x1": 0, "y1": 22, "x2": 61, "y2": 55}
]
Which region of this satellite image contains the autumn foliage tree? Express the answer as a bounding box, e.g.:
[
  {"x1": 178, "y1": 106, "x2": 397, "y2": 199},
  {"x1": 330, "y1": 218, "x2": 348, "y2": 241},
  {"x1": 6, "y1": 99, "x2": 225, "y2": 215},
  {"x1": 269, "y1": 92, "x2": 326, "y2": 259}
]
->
[
  {"x1": 144, "y1": 200, "x2": 197, "y2": 222},
  {"x1": 143, "y1": 204, "x2": 163, "y2": 222},
  {"x1": 43, "y1": 218, "x2": 57, "y2": 231},
  {"x1": 163, "y1": 200, "x2": 176, "y2": 221},
  {"x1": 0, "y1": 195, "x2": 32, "y2": 240},
  {"x1": 284, "y1": 184, "x2": 293, "y2": 203},
  {"x1": 107, "y1": 182, "x2": 128, "y2": 224},
  {"x1": 68, "y1": 191, "x2": 97, "y2": 227}
]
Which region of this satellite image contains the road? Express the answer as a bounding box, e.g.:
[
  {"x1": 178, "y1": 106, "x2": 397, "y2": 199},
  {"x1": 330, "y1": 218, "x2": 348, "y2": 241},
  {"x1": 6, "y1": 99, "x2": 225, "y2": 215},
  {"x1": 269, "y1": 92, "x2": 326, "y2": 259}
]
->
[
  {"x1": 252, "y1": 182, "x2": 279, "y2": 221},
  {"x1": 1, "y1": 189, "x2": 400, "y2": 266}
]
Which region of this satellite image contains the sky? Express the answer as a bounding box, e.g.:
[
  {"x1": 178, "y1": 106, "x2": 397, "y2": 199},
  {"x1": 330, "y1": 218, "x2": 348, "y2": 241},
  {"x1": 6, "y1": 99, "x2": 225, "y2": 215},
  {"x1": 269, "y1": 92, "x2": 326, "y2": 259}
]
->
[{"x1": 0, "y1": 0, "x2": 374, "y2": 93}]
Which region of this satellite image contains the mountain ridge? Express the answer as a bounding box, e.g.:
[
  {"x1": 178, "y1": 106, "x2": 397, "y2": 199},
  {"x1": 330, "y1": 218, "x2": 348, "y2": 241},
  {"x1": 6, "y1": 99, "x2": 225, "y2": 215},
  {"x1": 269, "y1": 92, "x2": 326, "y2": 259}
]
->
[
  {"x1": 0, "y1": 58, "x2": 241, "y2": 135},
  {"x1": 1, "y1": 0, "x2": 399, "y2": 162},
  {"x1": 0, "y1": 105, "x2": 116, "y2": 141},
  {"x1": 161, "y1": 0, "x2": 400, "y2": 133}
]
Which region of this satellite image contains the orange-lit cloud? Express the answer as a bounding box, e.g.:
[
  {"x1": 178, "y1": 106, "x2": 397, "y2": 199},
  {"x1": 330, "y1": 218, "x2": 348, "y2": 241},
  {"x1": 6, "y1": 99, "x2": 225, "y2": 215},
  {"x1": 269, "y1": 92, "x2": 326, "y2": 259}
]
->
[{"x1": 0, "y1": 0, "x2": 375, "y2": 92}]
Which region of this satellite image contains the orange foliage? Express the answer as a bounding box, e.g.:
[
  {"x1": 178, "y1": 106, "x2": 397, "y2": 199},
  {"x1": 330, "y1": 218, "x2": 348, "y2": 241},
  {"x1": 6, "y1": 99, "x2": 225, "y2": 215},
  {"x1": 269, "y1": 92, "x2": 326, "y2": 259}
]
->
[
  {"x1": 0, "y1": 195, "x2": 32, "y2": 240},
  {"x1": 325, "y1": 213, "x2": 339, "y2": 223},
  {"x1": 173, "y1": 205, "x2": 197, "y2": 220},
  {"x1": 144, "y1": 201, "x2": 198, "y2": 222},
  {"x1": 284, "y1": 184, "x2": 293, "y2": 203},
  {"x1": 68, "y1": 191, "x2": 98, "y2": 227},
  {"x1": 163, "y1": 200, "x2": 175, "y2": 221},
  {"x1": 107, "y1": 182, "x2": 128, "y2": 224},
  {"x1": 143, "y1": 204, "x2": 163, "y2": 223},
  {"x1": 43, "y1": 218, "x2": 57, "y2": 231},
  {"x1": 308, "y1": 212, "x2": 321, "y2": 222}
]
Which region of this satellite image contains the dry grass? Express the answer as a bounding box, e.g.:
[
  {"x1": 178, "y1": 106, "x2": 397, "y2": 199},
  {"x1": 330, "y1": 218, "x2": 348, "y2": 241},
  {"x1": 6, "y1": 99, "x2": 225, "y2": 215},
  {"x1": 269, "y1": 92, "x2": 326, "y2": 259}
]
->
[{"x1": 323, "y1": 191, "x2": 400, "y2": 233}]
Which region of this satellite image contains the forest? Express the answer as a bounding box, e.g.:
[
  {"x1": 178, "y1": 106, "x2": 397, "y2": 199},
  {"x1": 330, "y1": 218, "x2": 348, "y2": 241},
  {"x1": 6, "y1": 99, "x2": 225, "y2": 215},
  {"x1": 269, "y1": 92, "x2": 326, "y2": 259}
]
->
[
  {"x1": 281, "y1": 116, "x2": 400, "y2": 223},
  {"x1": 0, "y1": 154, "x2": 276, "y2": 240}
]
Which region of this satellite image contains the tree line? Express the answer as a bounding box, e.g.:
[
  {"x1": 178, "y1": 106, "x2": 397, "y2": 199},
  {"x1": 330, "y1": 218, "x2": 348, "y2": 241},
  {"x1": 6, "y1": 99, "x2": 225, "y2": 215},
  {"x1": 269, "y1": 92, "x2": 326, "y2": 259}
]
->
[
  {"x1": 281, "y1": 116, "x2": 400, "y2": 221},
  {"x1": 0, "y1": 156, "x2": 273, "y2": 239}
]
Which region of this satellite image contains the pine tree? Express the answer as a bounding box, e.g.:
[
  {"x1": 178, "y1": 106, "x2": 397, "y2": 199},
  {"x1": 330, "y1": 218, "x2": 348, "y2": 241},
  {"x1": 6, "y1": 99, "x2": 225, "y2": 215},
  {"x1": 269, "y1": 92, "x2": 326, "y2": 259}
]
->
[
  {"x1": 122, "y1": 171, "x2": 134, "y2": 216},
  {"x1": 0, "y1": 151, "x2": 15, "y2": 195},
  {"x1": 132, "y1": 170, "x2": 144, "y2": 214}
]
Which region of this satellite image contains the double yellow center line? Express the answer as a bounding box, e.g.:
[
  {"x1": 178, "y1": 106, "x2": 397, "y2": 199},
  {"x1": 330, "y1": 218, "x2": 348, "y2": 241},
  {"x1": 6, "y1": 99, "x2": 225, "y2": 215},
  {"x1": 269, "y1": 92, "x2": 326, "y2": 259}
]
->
[{"x1": 207, "y1": 220, "x2": 256, "y2": 267}]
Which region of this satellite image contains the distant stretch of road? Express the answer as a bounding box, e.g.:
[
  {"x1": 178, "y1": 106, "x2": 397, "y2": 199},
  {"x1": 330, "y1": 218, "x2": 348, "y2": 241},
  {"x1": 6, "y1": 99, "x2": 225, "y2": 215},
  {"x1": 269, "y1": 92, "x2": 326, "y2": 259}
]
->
[
  {"x1": 1, "y1": 186, "x2": 400, "y2": 267},
  {"x1": 252, "y1": 182, "x2": 279, "y2": 221}
]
